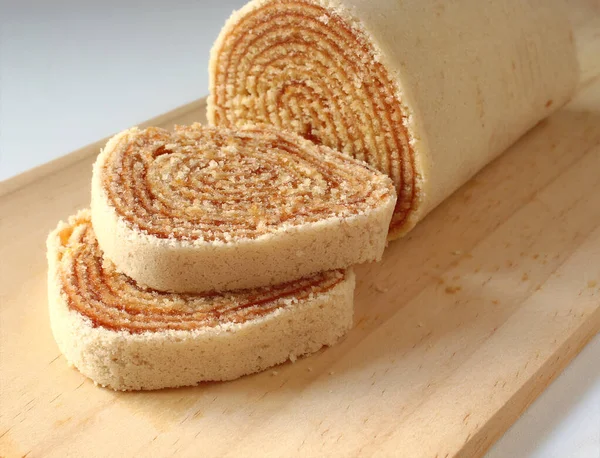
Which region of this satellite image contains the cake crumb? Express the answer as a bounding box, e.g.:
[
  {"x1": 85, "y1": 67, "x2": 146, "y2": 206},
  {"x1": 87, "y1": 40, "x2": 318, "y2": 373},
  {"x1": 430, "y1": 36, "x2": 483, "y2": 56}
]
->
[
  {"x1": 373, "y1": 284, "x2": 388, "y2": 293},
  {"x1": 445, "y1": 285, "x2": 462, "y2": 294},
  {"x1": 271, "y1": 371, "x2": 278, "y2": 376}
]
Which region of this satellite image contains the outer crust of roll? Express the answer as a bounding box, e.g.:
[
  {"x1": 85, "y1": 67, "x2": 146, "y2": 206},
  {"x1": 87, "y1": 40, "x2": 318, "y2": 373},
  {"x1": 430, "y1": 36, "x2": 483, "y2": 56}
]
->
[
  {"x1": 91, "y1": 127, "x2": 395, "y2": 293},
  {"x1": 208, "y1": 0, "x2": 578, "y2": 239},
  {"x1": 338, "y1": 0, "x2": 579, "y2": 229},
  {"x1": 47, "y1": 214, "x2": 354, "y2": 391}
]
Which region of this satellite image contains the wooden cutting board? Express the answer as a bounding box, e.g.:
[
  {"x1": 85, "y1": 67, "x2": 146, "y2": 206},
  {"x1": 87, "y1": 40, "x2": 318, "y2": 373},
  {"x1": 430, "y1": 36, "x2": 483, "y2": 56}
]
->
[{"x1": 1, "y1": 4, "x2": 600, "y2": 457}]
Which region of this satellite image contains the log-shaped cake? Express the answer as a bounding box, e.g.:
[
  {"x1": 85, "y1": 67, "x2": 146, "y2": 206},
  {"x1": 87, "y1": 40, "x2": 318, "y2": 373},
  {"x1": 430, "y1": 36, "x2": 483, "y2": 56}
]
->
[
  {"x1": 91, "y1": 123, "x2": 395, "y2": 293},
  {"x1": 47, "y1": 210, "x2": 354, "y2": 390},
  {"x1": 208, "y1": 0, "x2": 578, "y2": 238}
]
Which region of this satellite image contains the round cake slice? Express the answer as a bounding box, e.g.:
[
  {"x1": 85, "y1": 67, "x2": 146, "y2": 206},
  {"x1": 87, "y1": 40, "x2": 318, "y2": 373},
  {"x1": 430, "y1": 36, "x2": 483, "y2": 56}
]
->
[
  {"x1": 47, "y1": 210, "x2": 354, "y2": 391},
  {"x1": 91, "y1": 123, "x2": 395, "y2": 293}
]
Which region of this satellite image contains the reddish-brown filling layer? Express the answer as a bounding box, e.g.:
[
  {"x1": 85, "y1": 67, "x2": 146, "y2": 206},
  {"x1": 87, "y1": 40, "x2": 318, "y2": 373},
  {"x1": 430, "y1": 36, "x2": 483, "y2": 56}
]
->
[
  {"x1": 56, "y1": 214, "x2": 346, "y2": 333},
  {"x1": 210, "y1": 0, "x2": 418, "y2": 234}
]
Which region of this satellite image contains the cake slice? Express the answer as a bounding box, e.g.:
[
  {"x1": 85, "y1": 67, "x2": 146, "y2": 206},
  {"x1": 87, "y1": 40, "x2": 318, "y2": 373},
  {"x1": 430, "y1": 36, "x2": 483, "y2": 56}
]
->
[
  {"x1": 91, "y1": 123, "x2": 395, "y2": 293},
  {"x1": 47, "y1": 210, "x2": 354, "y2": 391}
]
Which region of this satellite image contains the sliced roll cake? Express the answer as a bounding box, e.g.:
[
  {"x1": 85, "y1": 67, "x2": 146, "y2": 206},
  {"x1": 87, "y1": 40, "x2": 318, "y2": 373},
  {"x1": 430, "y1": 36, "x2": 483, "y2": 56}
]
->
[
  {"x1": 91, "y1": 123, "x2": 395, "y2": 293},
  {"x1": 47, "y1": 210, "x2": 354, "y2": 391},
  {"x1": 208, "y1": 0, "x2": 578, "y2": 238}
]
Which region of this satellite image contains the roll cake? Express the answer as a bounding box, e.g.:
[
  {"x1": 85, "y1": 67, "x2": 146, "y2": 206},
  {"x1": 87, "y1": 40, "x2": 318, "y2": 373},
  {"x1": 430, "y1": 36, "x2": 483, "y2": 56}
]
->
[
  {"x1": 208, "y1": 0, "x2": 579, "y2": 238},
  {"x1": 91, "y1": 123, "x2": 395, "y2": 293},
  {"x1": 47, "y1": 210, "x2": 354, "y2": 390}
]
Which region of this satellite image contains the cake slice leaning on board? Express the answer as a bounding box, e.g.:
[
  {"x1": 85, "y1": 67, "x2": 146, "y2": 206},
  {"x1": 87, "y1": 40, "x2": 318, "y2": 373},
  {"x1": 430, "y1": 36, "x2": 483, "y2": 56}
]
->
[
  {"x1": 208, "y1": 0, "x2": 579, "y2": 239},
  {"x1": 91, "y1": 123, "x2": 396, "y2": 293},
  {"x1": 47, "y1": 210, "x2": 355, "y2": 391}
]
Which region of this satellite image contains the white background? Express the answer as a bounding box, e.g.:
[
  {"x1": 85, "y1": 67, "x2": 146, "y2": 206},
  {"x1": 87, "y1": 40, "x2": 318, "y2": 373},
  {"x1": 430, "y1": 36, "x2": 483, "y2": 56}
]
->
[{"x1": 1, "y1": 1, "x2": 598, "y2": 456}]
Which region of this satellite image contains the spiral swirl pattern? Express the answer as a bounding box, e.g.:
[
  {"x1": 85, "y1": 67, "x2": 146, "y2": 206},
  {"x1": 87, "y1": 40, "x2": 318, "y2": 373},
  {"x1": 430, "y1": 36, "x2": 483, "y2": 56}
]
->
[
  {"x1": 98, "y1": 124, "x2": 394, "y2": 243},
  {"x1": 53, "y1": 211, "x2": 347, "y2": 333},
  {"x1": 209, "y1": 0, "x2": 419, "y2": 236}
]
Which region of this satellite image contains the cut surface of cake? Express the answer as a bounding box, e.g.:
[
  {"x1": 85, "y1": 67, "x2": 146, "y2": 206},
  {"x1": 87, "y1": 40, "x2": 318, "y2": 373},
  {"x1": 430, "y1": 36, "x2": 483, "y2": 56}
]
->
[{"x1": 91, "y1": 123, "x2": 395, "y2": 292}]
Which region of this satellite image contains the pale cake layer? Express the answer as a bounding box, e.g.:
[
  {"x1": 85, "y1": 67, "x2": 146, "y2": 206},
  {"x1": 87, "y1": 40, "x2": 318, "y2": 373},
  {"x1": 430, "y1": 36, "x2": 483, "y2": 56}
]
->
[
  {"x1": 47, "y1": 210, "x2": 354, "y2": 391},
  {"x1": 91, "y1": 123, "x2": 395, "y2": 292},
  {"x1": 208, "y1": 0, "x2": 578, "y2": 238}
]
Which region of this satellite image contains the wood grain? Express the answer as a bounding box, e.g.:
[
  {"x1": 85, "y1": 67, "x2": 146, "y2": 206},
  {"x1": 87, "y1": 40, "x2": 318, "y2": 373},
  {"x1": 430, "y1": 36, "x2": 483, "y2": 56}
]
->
[{"x1": 1, "y1": 5, "x2": 599, "y2": 458}]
